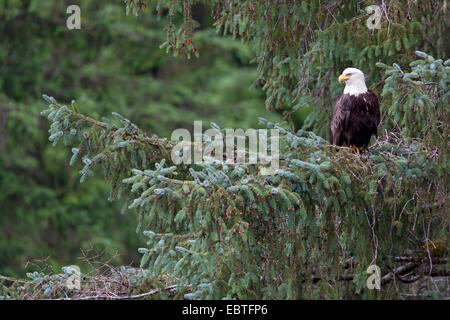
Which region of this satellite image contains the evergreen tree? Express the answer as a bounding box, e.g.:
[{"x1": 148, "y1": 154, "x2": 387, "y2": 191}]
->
[
  {"x1": 2, "y1": 0, "x2": 448, "y2": 299},
  {"x1": 0, "y1": 0, "x2": 278, "y2": 277}
]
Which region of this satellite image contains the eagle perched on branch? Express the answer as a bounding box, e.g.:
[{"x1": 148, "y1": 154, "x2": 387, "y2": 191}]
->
[{"x1": 331, "y1": 68, "x2": 380, "y2": 153}]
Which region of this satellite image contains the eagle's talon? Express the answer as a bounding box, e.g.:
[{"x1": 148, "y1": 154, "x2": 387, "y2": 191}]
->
[{"x1": 351, "y1": 144, "x2": 361, "y2": 154}]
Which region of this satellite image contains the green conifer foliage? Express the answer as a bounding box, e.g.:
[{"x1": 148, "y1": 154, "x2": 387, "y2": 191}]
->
[
  {"x1": 38, "y1": 1, "x2": 448, "y2": 299},
  {"x1": 125, "y1": 0, "x2": 447, "y2": 138}
]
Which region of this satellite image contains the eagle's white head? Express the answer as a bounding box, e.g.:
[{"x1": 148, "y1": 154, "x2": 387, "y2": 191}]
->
[{"x1": 338, "y1": 67, "x2": 368, "y2": 96}]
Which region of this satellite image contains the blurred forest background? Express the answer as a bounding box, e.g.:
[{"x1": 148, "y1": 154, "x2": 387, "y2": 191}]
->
[{"x1": 0, "y1": 0, "x2": 285, "y2": 277}]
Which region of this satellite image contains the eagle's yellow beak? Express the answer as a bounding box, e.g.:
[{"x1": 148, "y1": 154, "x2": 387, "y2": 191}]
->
[{"x1": 338, "y1": 74, "x2": 350, "y2": 83}]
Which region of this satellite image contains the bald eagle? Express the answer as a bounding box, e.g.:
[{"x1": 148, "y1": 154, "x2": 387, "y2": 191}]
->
[{"x1": 331, "y1": 68, "x2": 380, "y2": 153}]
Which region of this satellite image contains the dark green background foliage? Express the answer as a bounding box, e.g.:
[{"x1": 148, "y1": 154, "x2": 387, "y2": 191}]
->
[{"x1": 0, "y1": 0, "x2": 448, "y2": 300}]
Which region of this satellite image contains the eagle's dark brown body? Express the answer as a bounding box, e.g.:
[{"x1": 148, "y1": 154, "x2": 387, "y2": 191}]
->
[{"x1": 331, "y1": 91, "x2": 380, "y2": 148}]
